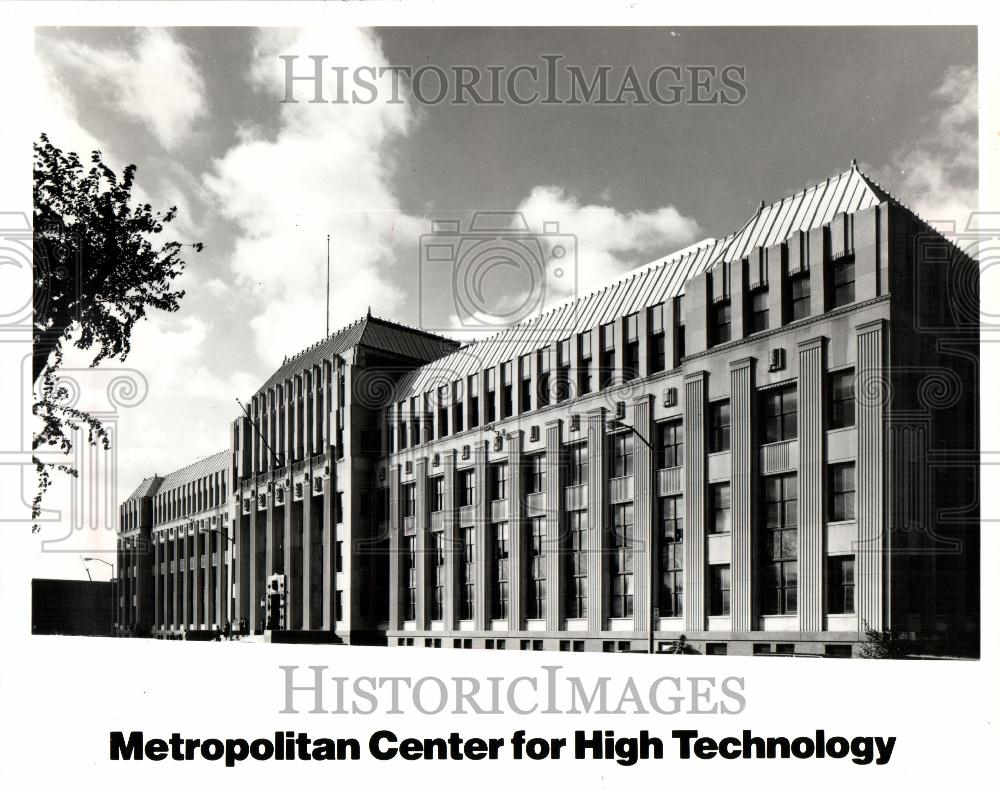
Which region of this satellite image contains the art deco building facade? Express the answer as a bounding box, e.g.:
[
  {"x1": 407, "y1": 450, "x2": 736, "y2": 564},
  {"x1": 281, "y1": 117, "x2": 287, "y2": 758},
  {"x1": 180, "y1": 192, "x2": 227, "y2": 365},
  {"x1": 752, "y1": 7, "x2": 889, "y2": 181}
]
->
[{"x1": 117, "y1": 164, "x2": 979, "y2": 655}]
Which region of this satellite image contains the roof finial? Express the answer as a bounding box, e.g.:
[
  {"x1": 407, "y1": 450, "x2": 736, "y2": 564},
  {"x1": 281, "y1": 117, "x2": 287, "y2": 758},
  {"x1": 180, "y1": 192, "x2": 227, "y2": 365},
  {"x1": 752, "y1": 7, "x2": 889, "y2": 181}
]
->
[
  {"x1": 851, "y1": 157, "x2": 858, "y2": 169},
  {"x1": 367, "y1": 305, "x2": 372, "y2": 318}
]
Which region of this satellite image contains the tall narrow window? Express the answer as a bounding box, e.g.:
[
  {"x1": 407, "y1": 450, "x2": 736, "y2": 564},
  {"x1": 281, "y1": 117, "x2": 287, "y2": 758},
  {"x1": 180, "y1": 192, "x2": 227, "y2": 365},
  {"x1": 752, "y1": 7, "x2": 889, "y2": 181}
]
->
[
  {"x1": 762, "y1": 473, "x2": 798, "y2": 615},
  {"x1": 568, "y1": 442, "x2": 589, "y2": 487},
  {"x1": 451, "y1": 380, "x2": 464, "y2": 434},
  {"x1": 658, "y1": 420, "x2": 684, "y2": 468},
  {"x1": 611, "y1": 503, "x2": 634, "y2": 618},
  {"x1": 710, "y1": 564, "x2": 731, "y2": 616},
  {"x1": 490, "y1": 463, "x2": 508, "y2": 501},
  {"x1": 710, "y1": 483, "x2": 731, "y2": 534},
  {"x1": 526, "y1": 454, "x2": 546, "y2": 494},
  {"x1": 761, "y1": 385, "x2": 798, "y2": 443},
  {"x1": 828, "y1": 463, "x2": 856, "y2": 521},
  {"x1": 519, "y1": 354, "x2": 532, "y2": 412},
  {"x1": 709, "y1": 400, "x2": 731, "y2": 453},
  {"x1": 402, "y1": 483, "x2": 416, "y2": 518},
  {"x1": 458, "y1": 469, "x2": 476, "y2": 507},
  {"x1": 537, "y1": 348, "x2": 551, "y2": 408},
  {"x1": 528, "y1": 516, "x2": 546, "y2": 619},
  {"x1": 711, "y1": 299, "x2": 732, "y2": 345},
  {"x1": 578, "y1": 331, "x2": 593, "y2": 395},
  {"x1": 611, "y1": 432, "x2": 634, "y2": 478},
  {"x1": 660, "y1": 495, "x2": 684, "y2": 617},
  {"x1": 491, "y1": 522, "x2": 510, "y2": 619},
  {"x1": 460, "y1": 526, "x2": 475, "y2": 620},
  {"x1": 624, "y1": 313, "x2": 640, "y2": 380},
  {"x1": 826, "y1": 555, "x2": 855, "y2": 614},
  {"x1": 430, "y1": 477, "x2": 444, "y2": 512},
  {"x1": 557, "y1": 338, "x2": 572, "y2": 402},
  {"x1": 600, "y1": 323, "x2": 616, "y2": 389},
  {"x1": 828, "y1": 369, "x2": 856, "y2": 429},
  {"x1": 789, "y1": 271, "x2": 810, "y2": 321},
  {"x1": 404, "y1": 534, "x2": 416, "y2": 621},
  {"x1": 566, "y1": 511, "x2": 588, "y2": 618},
  {"x1": 432, "y1": 531, "x2": 445, "y2": 621},
  {"x1": 749, "y1": 287, "x2": 769, "y2": 334},
  {"x1": 674, "y1": 296, "x2": 686, "y2": 362},
  {"x1": 829, "y1": 254, "x2": 856, "y2": 308},
  {"x1": 649, "y1": 303, "x2": 666, "y2": 373},
  {"x1": 437, "y1": 385, "x2": 449, "y2": 438},
  {"x1": 485, "y1": 368, "x2": 497, "y2": 424},
  {"x1": 467, "y1": 375, "x2": 480, "y2": 429},
  {"x1": 500, "y1": 361, "x2": 514, "y2": 419}
]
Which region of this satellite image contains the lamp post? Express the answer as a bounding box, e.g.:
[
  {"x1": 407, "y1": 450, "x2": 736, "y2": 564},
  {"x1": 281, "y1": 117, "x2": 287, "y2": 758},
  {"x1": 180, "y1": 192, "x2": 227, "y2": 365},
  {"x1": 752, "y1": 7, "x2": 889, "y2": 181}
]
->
[
  {"x1": 607, "y1": 417, "x2": 657, "y2": 655},
  {"x1": 83, "y1": 556, "x2": 116, "y2": 636}
]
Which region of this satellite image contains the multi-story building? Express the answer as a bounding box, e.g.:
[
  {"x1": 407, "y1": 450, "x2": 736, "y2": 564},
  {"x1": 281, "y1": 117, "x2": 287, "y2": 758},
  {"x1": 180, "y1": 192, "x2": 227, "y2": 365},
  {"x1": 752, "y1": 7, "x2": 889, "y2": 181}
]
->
[
  {"x1": 117, "y1": 451, "x2": 231, "y2": 638},
  {"x1": 118, "y1": 163, "x2": 979, "y2": 656}
]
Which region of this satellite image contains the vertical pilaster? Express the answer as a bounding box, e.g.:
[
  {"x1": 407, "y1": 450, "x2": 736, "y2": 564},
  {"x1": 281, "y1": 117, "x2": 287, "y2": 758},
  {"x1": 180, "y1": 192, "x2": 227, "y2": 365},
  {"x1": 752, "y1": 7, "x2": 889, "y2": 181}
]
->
[
  {"x1": 302, "y1": 480, "x2": 313, "y2": 630},
  {"x1": 153, "y1": 538, "x2": 161, "y2": 630},
  {"x1": 179, "y1": 528, "x2": 187, "y2": 629},
  {"x1": 474, "y1": 442, "x2": 489, "y2": 630},
  {"x1": 283, "y1": 487, "x2": 293, "y2": 628},
  {"x1": 507, "y1": 431, "x2": 524, "y2": 630},
  {"x1": 443, "y1": 451, "x2": 459, "y2": 630},
  {"x1": 729, "y1": 358, "x2": 755, "y2": 632},
  {"x1": 414, "y1": 458, "x2": 429, "y2": 630},
  {"x1": 798, "y1": 337, "x2": 826, "y2": 632},
  {"x1": 632, "y1": 395, "x2": 653, "y2": 632},
  {"x1": 586, "y1": 407, "x2": 606, "y2": 632},
  {"x1": 544, "y1": 419, "x2": 563, "y2": 632},
  {"x1": 683, "y1": 371, "x2": 707, "y2": 631},
  {"x1": 192, "y1": 523, "x2": 202, "y2": 628},
  {"x1": 248, "y1": 494, "x2": 258, "y2": 630},
  {"x1": 856, "y1": 320, "x2": 886, "y2": 630},
  {"x1": 388, "y1": 465, "x2": 401, "y2": 630}
]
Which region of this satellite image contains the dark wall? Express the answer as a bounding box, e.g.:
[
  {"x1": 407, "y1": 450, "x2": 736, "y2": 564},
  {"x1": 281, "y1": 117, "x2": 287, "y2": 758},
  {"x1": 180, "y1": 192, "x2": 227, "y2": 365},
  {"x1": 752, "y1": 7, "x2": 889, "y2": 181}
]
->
[{"x1": 31, "y1": 578, "x2": 113, "y2": 637}]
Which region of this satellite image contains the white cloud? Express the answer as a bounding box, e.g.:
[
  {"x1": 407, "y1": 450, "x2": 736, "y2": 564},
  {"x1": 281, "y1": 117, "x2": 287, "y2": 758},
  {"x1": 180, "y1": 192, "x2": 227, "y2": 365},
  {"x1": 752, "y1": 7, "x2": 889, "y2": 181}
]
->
[
  {"x1": 46, "y1": 28, "x2": 206, "y2": 151},
  {"x1": 204, "y1": 27, "x2": 422, "y2": 365},
  {"x1": 876, "y1": 65, "x2": 978, "y2": 231}
]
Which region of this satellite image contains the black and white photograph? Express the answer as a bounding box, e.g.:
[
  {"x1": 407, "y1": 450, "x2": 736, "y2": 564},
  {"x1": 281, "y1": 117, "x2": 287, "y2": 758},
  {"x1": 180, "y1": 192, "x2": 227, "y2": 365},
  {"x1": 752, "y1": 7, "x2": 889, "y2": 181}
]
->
[{"x1": 0, "y1": 4, "x2": 996, "y2": 789}]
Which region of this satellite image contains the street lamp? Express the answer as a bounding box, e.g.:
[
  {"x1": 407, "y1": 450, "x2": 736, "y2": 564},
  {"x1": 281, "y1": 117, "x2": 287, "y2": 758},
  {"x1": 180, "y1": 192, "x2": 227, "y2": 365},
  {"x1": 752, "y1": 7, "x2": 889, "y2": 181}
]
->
[
  {"x1": 607, "y1": 417, "x2": 658, "y2": 656},
  {"x1": 83, "y1": 556, "x2": 116, "y2": 636}
]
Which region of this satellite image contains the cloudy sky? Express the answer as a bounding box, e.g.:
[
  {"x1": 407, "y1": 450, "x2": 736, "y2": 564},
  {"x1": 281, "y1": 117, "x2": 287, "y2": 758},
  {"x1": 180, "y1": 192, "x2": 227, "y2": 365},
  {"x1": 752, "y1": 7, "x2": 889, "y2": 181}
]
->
[{"x1": 33, "y1": 26, "x2": 976, "y2": 575}]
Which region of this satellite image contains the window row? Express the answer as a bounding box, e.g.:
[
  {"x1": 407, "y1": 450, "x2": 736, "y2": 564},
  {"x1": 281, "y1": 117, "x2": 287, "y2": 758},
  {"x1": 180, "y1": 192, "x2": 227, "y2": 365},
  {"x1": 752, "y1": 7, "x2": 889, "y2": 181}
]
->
[{"x1": 708, "y1": 254, "x2": 857, "y2": 347}]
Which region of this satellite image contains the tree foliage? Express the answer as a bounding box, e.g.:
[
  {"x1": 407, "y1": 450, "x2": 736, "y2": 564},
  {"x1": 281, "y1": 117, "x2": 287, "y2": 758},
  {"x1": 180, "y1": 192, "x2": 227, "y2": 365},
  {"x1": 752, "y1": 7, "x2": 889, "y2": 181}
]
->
[
  {"x1": 858, "y1": 619, "x2": 903, "y2": 659},
  {"x1": 32, "y1": 133, "x2": 201, "y2": 520}
]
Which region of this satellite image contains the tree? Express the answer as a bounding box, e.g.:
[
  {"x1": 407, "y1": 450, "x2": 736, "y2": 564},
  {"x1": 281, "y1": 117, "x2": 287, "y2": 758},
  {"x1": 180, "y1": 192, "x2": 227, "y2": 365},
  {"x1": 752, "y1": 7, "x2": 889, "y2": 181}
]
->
[
  {"x1": 858, "y1": 619, "x2": 903, "y2": 659},
  {"x1": 32, "y1": 133, "x2": 202, "y2": 521}
]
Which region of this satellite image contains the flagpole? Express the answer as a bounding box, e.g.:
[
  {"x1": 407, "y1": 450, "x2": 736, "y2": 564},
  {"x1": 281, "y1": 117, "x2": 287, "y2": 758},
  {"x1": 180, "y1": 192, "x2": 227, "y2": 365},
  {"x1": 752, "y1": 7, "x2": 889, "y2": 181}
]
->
[{"x1": 326, "y1": 234, "x2": 331, "y2": 337}]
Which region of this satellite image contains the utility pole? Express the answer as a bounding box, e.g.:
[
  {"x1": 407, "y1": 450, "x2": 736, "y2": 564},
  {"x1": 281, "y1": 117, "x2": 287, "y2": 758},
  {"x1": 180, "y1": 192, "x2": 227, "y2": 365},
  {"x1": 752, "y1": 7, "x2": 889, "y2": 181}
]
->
[{"x1": 608, "y1": 414, "x2": 657, "y2": 655}]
